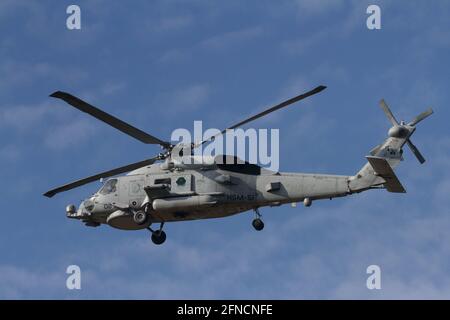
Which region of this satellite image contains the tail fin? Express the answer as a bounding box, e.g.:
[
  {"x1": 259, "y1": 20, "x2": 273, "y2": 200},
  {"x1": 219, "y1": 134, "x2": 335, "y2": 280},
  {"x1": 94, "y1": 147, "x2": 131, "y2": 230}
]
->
[{"x1": 348, "y1": 99, "x2": 433, "y2": 193}]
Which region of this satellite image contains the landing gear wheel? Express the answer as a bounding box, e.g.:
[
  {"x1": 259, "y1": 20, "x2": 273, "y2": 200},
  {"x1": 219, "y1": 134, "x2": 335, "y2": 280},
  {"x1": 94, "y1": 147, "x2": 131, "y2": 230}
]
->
[
  {"x1": 147, "y1": 222, "x2": 166, "y2": 245},
  {"x1": 151, "y1": 230, "x2": 166, "y2": 245},
  {"x1": 133, "y1": 211, "x2": 148, "y2": 225},
  {"x1": 252, "y1": 218, "x2": 264, "y2": 231}
]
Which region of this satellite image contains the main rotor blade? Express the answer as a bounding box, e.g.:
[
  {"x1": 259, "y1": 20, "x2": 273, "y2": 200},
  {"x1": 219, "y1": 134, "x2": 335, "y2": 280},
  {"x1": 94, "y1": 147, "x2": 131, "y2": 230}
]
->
[
  {"x1": 50, "y1": 91, "x2": 171, "y2": 148},
  {"x1": 408, "y1": 108, "x2": 433, "y2": 126},
  {"x1": 406, "y1": 139, "x2": 425, "y2": 164},
  {"x1": 43, "y1": 157, "x2": 159, "y2": 198},
  {"x1": 379, "y1": 99, "x2": 399, "y2": 126},
  {"x1": 196, "y1": 85, "x2": 326, "y2": 146}
]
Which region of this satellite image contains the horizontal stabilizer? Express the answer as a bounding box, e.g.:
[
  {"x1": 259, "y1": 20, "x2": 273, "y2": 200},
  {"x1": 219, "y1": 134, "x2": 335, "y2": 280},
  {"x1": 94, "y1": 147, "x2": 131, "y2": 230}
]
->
[{"x1": 366, "y1": 156, "x2": 406, "y2": 193}]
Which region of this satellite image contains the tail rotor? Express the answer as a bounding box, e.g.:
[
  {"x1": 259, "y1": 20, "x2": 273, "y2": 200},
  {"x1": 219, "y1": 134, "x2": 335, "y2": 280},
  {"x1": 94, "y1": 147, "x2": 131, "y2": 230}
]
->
[{"x1": 379, "y1": 99, "x2": 433, "y2": 164}]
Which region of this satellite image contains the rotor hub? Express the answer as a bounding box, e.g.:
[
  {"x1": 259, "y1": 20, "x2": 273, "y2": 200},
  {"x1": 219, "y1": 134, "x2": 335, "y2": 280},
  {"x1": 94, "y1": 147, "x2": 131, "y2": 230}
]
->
[{"x1": 388, "y1": 125, "x2": 410, "y2": 138}]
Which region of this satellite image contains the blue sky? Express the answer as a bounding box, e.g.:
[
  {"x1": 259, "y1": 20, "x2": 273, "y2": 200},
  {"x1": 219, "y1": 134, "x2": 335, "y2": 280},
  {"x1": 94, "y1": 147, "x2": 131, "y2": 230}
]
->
[{"x1": 0, "y1": 0, "x2": 450, "y2": 299}]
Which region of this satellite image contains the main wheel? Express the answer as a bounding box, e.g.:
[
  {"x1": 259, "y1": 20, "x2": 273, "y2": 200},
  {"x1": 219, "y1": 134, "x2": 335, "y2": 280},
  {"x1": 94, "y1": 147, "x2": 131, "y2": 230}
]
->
[
  {"x1": 151, "y1": 230, "x2": 167, "y2": 245},
  {"x1": 252, "y1": 218, "x2": 264, "y2": 231},
  {"x1": 133, "y1": 211, "x2": 148, "y2": 225}
]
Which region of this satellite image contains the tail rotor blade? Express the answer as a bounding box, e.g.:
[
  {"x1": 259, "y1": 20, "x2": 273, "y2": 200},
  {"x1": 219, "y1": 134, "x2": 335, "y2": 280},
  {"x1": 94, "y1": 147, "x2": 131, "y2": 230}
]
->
[
  {"x1": 379, "y1": 99, "x2": 399, "y2": 126},
  {"x1": 406, "y1": 139, "x2": 426, "y2": 164},
  {"x1": 408, "y1": 108, "x2": 434, "y2": 126}
]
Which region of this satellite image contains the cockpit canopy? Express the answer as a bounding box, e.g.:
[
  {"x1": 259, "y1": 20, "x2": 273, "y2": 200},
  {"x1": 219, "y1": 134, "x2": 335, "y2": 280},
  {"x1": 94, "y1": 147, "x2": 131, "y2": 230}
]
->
[{"x1": 99, "y1": 178, "x2": 117, "y2": 195}]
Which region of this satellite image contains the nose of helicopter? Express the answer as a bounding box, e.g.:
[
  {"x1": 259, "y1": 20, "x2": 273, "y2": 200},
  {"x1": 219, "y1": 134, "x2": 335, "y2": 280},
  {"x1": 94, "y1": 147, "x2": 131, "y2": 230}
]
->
[
  {"x1": 78, "y1": 194, "x2": 112, "y2": 215},
  {"x1": 81, "y1": 198, "x2": 95, "y2": 213},
  {"x1": 67, "y1": 198, "x2": 95, "y2": 218},
  {"x1": 65, "y1": 200, "x2": 89, "y2": 218}
]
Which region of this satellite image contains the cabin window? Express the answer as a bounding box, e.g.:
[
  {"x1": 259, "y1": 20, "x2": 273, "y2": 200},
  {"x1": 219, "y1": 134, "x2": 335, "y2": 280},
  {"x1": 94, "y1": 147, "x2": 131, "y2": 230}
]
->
[{"x1": 154, "y1": 178, "x2": 171, "y2": 185}]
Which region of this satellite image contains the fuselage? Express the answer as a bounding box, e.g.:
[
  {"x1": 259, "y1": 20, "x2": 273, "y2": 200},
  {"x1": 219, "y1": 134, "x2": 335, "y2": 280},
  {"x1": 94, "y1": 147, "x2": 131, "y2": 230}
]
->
[{"x1": 70, "y1": 157, "x2": 352, "y2": 230}]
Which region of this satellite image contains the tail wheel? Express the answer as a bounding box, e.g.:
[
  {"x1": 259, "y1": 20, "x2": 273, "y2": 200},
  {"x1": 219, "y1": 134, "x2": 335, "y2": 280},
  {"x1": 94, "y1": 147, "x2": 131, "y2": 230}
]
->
[
  {"x1": 252, "y1": 218, "x2": 264, "y2": 231},
  {"x1": 151, "y1": 230, "x2": 166, "y2": 245}
]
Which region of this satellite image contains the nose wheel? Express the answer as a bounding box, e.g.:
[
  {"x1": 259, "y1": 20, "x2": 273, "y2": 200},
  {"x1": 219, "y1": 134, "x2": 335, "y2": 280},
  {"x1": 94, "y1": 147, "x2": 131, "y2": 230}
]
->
[
  {"x1": 147, "y1": 222, "x2": 166, "y2": 245},
  {"x1": 252, "y1": 208, "x2": 264, "y2": 231}
]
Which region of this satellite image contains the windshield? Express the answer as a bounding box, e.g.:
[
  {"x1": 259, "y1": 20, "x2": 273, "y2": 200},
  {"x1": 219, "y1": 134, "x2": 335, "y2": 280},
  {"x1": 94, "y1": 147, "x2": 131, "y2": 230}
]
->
[{"x1": 99, "y1": 179, "x2": 117, "y2": 195}]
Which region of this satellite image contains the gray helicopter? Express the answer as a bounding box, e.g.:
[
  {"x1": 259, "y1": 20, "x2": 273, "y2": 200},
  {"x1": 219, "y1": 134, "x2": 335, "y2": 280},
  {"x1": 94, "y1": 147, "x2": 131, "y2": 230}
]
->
[{"x1": 44, "y1": 85, "x2": 433, "y2": 245}]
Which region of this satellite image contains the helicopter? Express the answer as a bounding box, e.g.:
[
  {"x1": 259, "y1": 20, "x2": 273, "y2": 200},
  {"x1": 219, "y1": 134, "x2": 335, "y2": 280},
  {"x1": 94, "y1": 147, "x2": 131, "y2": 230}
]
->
[{"x1": 44, "y1": 85, "x2": 433, "y2": 245}]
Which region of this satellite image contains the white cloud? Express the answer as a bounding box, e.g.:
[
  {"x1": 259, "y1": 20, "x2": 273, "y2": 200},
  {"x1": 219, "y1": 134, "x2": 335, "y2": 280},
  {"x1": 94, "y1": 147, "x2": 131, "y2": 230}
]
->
[
  {"x1": 100, "y1": 81, "x2": 127, "y2": 96},
  {"x1": 281, "y1": 29, "x2": 328, "y2": 55},
  {"x1": 158, "y1": 48, "x2": 189, "y2": 64},
  {"x1": 178, "y1": 84, "x2": 210, "y2": 108},
  {"x1": 0, "y1": 61, "x2": 51, "y2": 90},
  {"x1": 163, "y1": 83, "x2": 211, "y2": 113},
  {"x1": 200, "y1": 26, "x2": 264, "y2": 50},
  {"x1": 0, "y1": 144, "x2": 21, "y2": 162},
  {"x1": 294, "y1": 0, "x2": 344, "y2": 15},
  {"x1": 0, "y1": 101, "x2": 57, "y2": 131},
  {"x1": 159, "y1": 25, "x2": 264, "y2": 64},
  {"x1": 44, "y1": 118, "x2": 97, "y2": 150},
  {"x1": 0, "y1": 265, "x2": 65, "y2": 299},
  {"x1": 0, "y1": 60, "x2": 88, "y2": 95},
  {"x1": 0, "y1": 100, "x2": 98, "y2": 151},
  {"x1": 155, "y1": 15, "x2": 193, "y2": 33}
]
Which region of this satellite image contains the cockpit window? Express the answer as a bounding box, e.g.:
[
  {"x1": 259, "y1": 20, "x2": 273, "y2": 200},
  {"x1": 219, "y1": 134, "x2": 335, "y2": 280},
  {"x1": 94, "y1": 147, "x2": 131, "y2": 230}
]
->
[{"x1": 99, "y1": 179, "x2": 117, "y2": 195}]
